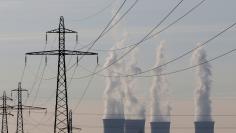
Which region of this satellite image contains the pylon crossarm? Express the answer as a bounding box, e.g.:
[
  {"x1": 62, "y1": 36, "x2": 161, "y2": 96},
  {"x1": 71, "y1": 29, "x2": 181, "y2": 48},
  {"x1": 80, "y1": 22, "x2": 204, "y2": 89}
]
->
[
  {"x1": 47, "y1": 28, "x2": 59, "y2": 33},
  {"x1": 12, "y1": 105, "x2": 46, "y2": 110},
  {"x1": 47, "y1": 28, "x2": 77, "y2": 34},
  {"x1": 26, "y1": 50, "x2": 59, "y2": 55},
  {"x1": 0, "y1": 106, "x2": 13, "y2": 110},
  {"x1": 0, "y1": 97, "x2": 12, "y2": 101},
  {"x1": 11, "y1": 89, "x2": 28, "y2": 92},
  {"x1": 63, "y1": 50, "x2": 98, "y2": 55},
  {"x1": 0, "y1": 113, "x2": 13, "y2": 116},
  {"x1": 26, "y1": 50, "x2": 98, "y2": 56},
  {"x1": 64, "y1": 28, "x2": 77, "y2": 34},
  {"x1": 22, "y1": 105, "x2": 46, "y2": 110}
]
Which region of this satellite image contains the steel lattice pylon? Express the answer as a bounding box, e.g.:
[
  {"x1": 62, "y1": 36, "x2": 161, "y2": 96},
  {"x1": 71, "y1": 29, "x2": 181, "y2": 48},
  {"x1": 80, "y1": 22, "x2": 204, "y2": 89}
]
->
[
  {"x1": 0, "y1": 91, "x2": 13, "y2": 133},
  {"x1": 15, "y1": 83, "x2": 24, "y2": 133},
  {"x1": 26, "y1": 16, "x2": 98, "y2": 133},
  {"x1": 11, "y1": 82, "x2": 46, "y2": 133}
]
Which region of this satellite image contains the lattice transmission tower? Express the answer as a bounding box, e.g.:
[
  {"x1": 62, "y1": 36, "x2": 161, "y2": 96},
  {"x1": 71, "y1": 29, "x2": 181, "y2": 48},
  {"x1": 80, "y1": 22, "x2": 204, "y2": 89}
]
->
[
  {"x1": 0, "y1": 91, "x2": 13, "y2": 133},
  {"x1": 11, "y1": 82, "x2": 46, "y2": 133},
  {"x1": 26, "y1": 16, "x2": 98, "y2": 133}
]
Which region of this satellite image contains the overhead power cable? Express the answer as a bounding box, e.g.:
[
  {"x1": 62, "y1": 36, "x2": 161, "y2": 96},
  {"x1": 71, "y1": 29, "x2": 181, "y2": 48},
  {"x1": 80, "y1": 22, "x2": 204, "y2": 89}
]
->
[
  {"x1": 92, "y1": 0, "x2": 207, "y2": 52},
  {"x1": 66, "y1": 0, "x2": 139, "y2": 87},
  {"x1": 71, "y1": 0, "x2": 117, "y2": 22},
  {"x1": 68, "y1": 46, "x2": 236, "y2": 116},
  {"x1": 135, "y1": 48, "x2": 236, "y2": 77},
  {"x1": 43, "y1": 0, "x2": 206, "y2": 81},
  {"x1": 66, "y1": 1, "x2": 139, "y2": 89},
  {"x1": 67, "y1": 0, "x2": 185, "y2": 77},
  {"x1": 42, "y1": 0, "x2": 183, "y2": 81},
  {"x1": 70, "y1": 47, "x2": 236, "y2": 79},
  {"x1": 31, "y1": 64, "x2": 47, "y2": 106},
  {"x1": 70, "y1": 0, "x2": 139, "y2": 66},
  {"x1": 24, "y1": 39, "x2": 49, "y2": 104},
  {"x1": 42, "y1": 0, "x2": 135, "y2": 82},
  {"x1": 73, "y1": 65, "x2": 98, "y2": 111},
  {"x1": 71, "y1": 18, "x2": 236, "y2": 79}
]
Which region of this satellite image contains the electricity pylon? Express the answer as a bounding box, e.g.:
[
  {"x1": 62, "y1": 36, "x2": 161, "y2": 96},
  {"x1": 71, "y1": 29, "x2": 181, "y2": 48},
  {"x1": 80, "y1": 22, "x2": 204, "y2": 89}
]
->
[
  {"x1": 0, "y1": 91, "x2": 13, "y2": 133},
  {"x1": 26, "y1": 16, "x2": 98, "y2": 133},
  {"x1": 11, "y1": 82, "x2": 46, "y2": 133},
  {"x1": 62, "y1": 110, "x2": 81, "y2": 133}
]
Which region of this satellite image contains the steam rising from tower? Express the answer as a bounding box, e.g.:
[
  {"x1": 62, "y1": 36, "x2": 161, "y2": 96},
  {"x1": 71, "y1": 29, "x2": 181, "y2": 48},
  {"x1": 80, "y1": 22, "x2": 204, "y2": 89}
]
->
[
  {"x1": 123, "y1": 49, "x2": 145, "y2": 120},
  {"x1": 150, "y1": 42, "x2": 171, "y2": 122},
  {"x1": 192, "y1": 44, "x2": 212, "y2": 121},
  {"x1": 103, "y1": 49, "x2": 124, "y2": 119}
]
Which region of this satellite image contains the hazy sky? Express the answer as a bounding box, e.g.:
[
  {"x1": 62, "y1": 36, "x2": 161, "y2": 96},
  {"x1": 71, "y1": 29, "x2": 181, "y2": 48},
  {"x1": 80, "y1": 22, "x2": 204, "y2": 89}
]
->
[{"x1": 0, "y1": 0, "x2": 236, "y2": 133}]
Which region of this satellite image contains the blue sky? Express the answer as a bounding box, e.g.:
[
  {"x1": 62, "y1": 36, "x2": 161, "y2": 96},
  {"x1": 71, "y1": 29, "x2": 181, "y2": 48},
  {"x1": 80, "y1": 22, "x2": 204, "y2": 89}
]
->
[{"x1": 0, "y1": 0, "x2": 236, "y2": 132}]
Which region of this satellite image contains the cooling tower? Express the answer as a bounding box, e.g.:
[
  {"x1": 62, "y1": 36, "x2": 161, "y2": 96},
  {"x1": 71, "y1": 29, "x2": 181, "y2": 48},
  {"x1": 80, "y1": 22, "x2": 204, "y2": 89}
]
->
[
  {"x1": 124, "y1": 119, "x2": 145, "y2": 133},
  {"x1": 150, "y1": 122, "x2": 170, "y2": 133},
  {"x1": 103, "y1": 119, "x2": 125, "y2": 133},
  {"x1": 195, "y1": 121, "x2": 214, "y2": 133}
]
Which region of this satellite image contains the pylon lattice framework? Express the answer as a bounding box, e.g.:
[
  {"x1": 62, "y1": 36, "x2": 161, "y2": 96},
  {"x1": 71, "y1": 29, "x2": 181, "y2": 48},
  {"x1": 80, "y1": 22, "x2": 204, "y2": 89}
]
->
[
  {"x1": 26, "y1": 16, "x2": 98, "y2": 133},
  {"x1": 11, "y1": 82, "x2": 46, "y2": 133},
  {"x1": 0, "y1": 91, "x2": 13, "y2": 133}
]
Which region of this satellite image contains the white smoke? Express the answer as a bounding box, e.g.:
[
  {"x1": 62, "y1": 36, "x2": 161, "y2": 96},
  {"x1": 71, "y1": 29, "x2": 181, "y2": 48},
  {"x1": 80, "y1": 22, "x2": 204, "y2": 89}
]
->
[
  {"x1": 103, "y1": 9, "x2": 128, "y2": 119},
  {"x1": 192, "y1": 43, "x2": 212, "y2": 121},
  {"x1": 103, "y1": 48, "x2": 124, "y2": 119},
  {"x1": 104, "y1": 6, "x2": 145, "y2": 120},
  {"x1": 150, "y1": 41, "x2": 171, "y2": 122},
  {"x1": 123, "y1": 48, "x2": 146, "y2": 120}
]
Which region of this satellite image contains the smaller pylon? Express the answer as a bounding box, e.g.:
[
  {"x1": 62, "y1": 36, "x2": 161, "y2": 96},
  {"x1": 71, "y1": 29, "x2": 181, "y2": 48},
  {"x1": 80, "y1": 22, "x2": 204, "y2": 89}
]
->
[
  {"x1": 0, "y1": 91, "x2": 13, "y2": 133},
  {"x1": 11, "y1": 82, "x2": 46, "y2": 133},
  {"x1": 62, "y1": 110, "x2": 81, "y2": 133}
]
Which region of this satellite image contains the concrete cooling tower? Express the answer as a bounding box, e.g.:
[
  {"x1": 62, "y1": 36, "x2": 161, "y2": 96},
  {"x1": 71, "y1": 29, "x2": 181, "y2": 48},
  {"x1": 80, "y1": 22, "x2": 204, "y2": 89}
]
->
[
  {"x1": 103, "y1": 119, "x2": 125, "y2": 133},
  {"x1": 195, "y1": 121, "x2": 214, "y2": 133},
  {"x1": 124, "y1": 119, "x2": 145, "y2": 133},
  {"x1": 150, "y1": 122, "x2": 170, "y2": 133}
]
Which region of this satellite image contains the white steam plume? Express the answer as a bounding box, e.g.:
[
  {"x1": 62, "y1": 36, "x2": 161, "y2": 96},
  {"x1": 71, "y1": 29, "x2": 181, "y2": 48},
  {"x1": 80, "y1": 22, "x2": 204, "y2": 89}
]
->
[
  {"x1": 123, "y1": 48, "x2": 146, "y2": 120},
  {"x1": 150, "y1": 41, "x2": 171, "y2": 122},
  {"x1": 103, "y1": 49, "x2": 124, "y2": 119},
  {"x1": 103, "y1": 9, "x2": 128, "y2": 119},
  {"x1": 192, "y1": 44, "x2": 212, "y2": 121}
]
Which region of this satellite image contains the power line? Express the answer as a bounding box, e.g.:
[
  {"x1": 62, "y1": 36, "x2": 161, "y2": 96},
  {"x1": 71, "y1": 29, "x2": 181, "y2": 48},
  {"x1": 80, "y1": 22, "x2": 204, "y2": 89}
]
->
[
  {"x1": 67, "y1": 0, "x2": 139, "y2": 90},
  {"x1": 42, "y1": 0, "x2": 206, "y2": 80},
  {"x1": 74, "y1": 47, "x2": 236, "y2": 78},
  {"x1": 75, "y1": 0, "x2": 138, "y2": 52},
  {"x1": 42, "y1": 0, "x2": 135, "y2": 82},
  {"x1": 70, "y1": 19, "x2": 236, "y2": 79},
  {"x1": 76, "y1": 0, "x2": 182, "y2": 64},
  {"x1": 31, "y1": 64, "x2": 47, "y2": 106},
  {"x1": 24, "y1": 35, "x2": 54, "y2": 104},
  {"x1": 73, "y1": 65, "x2": 98, "y2": 111},
  {"x1": 43, "y1": 0, "x2": 183, "y2": 81},
  {"x1": 71, "y1": 0, "x2": 117, "y2": 22},
  {"x1": 66, "y1": 0, "x2": 185, "y2": 78},
  {"x1": 70, "y1": 0, "x2": 139, "y2": 66},
  {"x1": 92, "y1": 0, "x2": 207, "y2": 52}
]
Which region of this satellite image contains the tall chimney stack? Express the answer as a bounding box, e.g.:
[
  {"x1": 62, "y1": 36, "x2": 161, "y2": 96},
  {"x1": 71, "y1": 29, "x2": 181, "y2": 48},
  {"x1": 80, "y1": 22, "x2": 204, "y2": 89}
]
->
[{"x1": 195, "y1": 121, "x2": 214, "y2": 133}]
